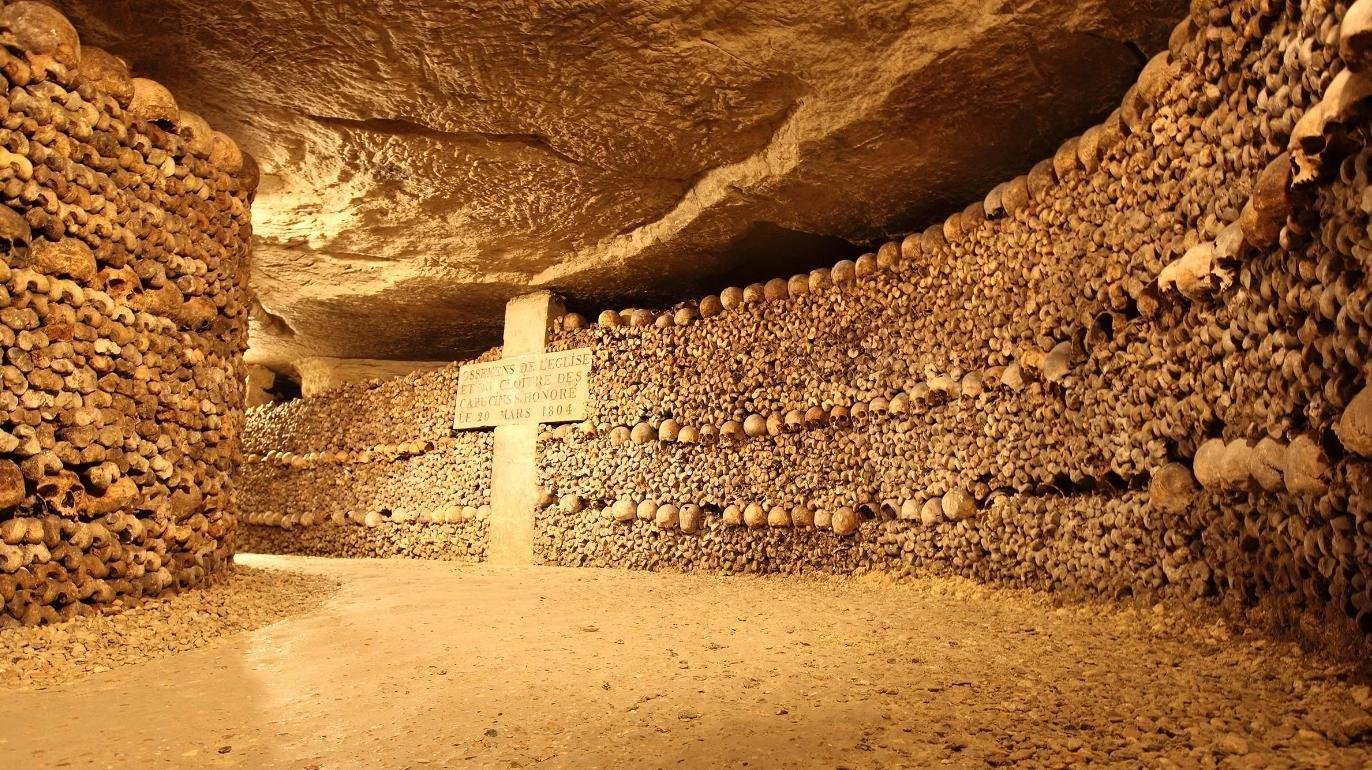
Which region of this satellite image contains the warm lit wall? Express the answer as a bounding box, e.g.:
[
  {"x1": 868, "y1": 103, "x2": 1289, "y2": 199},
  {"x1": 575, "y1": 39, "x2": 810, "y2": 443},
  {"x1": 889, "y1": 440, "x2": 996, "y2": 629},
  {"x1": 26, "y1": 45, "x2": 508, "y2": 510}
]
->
[
  {"x1": 241, "y1": 0, "x2": 1372, "y2": 640},
  {"x1": 0, "y1": 3, "x2": 254, "y2": 626},
  {"x1": 234, "y1": 359, "x2": 496, "y2": 560},
  {"x1": 535, "y1": 0, "x2": 1372, "y2": 637}
]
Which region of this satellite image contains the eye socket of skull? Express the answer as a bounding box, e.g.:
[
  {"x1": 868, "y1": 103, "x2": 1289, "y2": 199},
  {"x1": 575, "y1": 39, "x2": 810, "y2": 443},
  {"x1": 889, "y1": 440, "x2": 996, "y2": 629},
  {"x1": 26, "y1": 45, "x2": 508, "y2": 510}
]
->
[{"x1": 1299, "y1": 131, "x2": 1330, "y2": 154}]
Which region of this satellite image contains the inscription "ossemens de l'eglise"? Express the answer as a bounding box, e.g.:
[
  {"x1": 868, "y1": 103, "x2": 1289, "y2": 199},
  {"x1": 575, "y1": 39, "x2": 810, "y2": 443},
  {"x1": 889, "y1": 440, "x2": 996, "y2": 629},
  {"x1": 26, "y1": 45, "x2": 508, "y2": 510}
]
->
[{"x1": 452, "y1": 348, "x2": 592, "y2": 429}]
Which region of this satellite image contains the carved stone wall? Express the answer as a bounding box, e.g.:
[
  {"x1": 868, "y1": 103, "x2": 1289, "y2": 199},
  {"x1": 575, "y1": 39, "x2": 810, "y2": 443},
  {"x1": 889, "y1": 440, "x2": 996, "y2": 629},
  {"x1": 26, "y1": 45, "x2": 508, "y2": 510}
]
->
[{"x1": 0, "y1": 3, "x2": 255, "y2": 626}]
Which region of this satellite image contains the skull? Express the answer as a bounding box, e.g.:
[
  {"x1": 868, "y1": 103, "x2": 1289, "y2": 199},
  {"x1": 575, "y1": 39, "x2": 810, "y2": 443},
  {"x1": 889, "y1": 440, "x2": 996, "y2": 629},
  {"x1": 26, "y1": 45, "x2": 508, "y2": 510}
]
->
[
  {"x1": 941, "y1": 489, "x2": 976, "y2": 521},
  {"x1": 1283, "y1": 435, "x2": 1329, "y2": 495},
  {"x1": 1148, "y1": 463, "x2": 1197, "y2": 515},
  {"x1": 653, "y1": 503, "x2": 677, "y2": 529},
  {"x1": 657, "y1": 419, "x2": 680, "y2": 442},
  {"x1": 927, "y1": 375, "x2": 958, "y2": 403},
  {"x1": 128, "y1": 77, "x2": 180, "y2": 129},
  {"x1": 1342, "y1": 0, "x2": 1372, "y2": 73},
  {"x1": 762, "y1": 277, "x2": 788, "y2": 301},
  {"x1": 1192, "y1": 438, "x2": 1226, "y2": 490},
  {"x1": 679, "y1": 504, "x2": 702, "y2": 534},
  {"x1": 630, "y1": 422, "x2": 654, "y2": 444},
  {"x1": 742, "y1": 414, "x2": 767, "y2": 438},
  {"x1": 849, "y1": 400, "x2": 870, "y2": 425},
  {"x1": 1336, "y1": 383, "x2": 1372, "y2": 457},
  {"x1": 1041, "y1": 341, "x2": 1077, "y2": 384},
  {"x1": 868, "y1": 397, "x2": 889, "y2": 418},
  {"x1": 1239, "y1": 153, "x2": 1291, "y2": 248},
  {"x1": 983, "y1": 182, "x2": 1007, "y2": 219},
  {"x1": 909, "y1": 382, "x2": 932, "y2": 406},
  {"x1": 1249, "y1": 437, "x2": 1287, "y2": 493},
  {"x1": 35, "y1": 468, "x2": 85, "y2": 516},
  {"x1": 888, "y1": 392, "x2": 909, "y2": 415},
  {"x1": 1158, "y1": 243, "x2": 1230, "y2": 299},
  {"x1": 829, "y1": 405, "x2": 850, "y2": 429},
  {"x1": 698, "y1": 295, "x2": 722, "y2": 318},
  {"x1": 1289, "y1": 70, "x2": 1372, "y2": 189},
  {"x1": 176, "y1": 110, "x2": 215, "y2": 157},
  {"x1": 0, "y1": 203, "x2": 31, "y2": 255},
  {"x1": 764, "y1": 412, "x2": 784, "y2": 436},
  {"x1": 1217, "y1": 440, "x2": 1253, "y2": 489},
  {"x1": 959, "y1": 372, "x2": 985, "y2": 398},
  {"x1": 0, "y1": 2, "x2": 80, "y2": 70},
  {"x1": 1001, "y1": 174, "x2": 1030, "y2": 215},
  {"x1": 28, "y1": 237, "x2": 96, "y2": 282},
  {"x1": 78, "y1": 47, "x2": 134, "y2": 107},
  {"x1": 0, "y1": 458, "x2": 24, "y2": 510}
]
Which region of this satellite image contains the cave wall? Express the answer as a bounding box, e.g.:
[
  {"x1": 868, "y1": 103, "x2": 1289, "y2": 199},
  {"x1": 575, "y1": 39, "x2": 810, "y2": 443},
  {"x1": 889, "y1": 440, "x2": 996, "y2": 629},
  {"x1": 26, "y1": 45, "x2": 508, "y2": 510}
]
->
[
  {"x1": 240, "y1": 0, "x2": 1372, "y2": 639},
  {"x1": 0, "y1": 3, "x2": 255, "y2": 626}
]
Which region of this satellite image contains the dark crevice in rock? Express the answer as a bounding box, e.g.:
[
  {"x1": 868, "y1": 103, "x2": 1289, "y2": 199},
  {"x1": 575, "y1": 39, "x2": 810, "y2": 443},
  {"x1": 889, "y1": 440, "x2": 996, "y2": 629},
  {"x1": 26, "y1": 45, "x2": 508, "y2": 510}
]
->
[{"x1": 709, "y1": 221, "x2": 866, "y2": 288}]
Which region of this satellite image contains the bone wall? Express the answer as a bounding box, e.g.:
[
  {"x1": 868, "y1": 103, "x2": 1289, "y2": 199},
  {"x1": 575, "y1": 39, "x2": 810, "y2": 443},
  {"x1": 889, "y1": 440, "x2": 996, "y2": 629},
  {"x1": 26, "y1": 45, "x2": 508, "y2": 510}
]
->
[
  {"x1": 240, "y1": 0, "x2": 1372, "y2": 640},
  {"x1": 0, "y1": 2, "x2": 255, "y2": 627},
  {"x1": 234, "y1": 361, "x2": 495, "y2": 561},
  {"x1": 534, "y1": 0, "x2": 1372, "y2": 639}
]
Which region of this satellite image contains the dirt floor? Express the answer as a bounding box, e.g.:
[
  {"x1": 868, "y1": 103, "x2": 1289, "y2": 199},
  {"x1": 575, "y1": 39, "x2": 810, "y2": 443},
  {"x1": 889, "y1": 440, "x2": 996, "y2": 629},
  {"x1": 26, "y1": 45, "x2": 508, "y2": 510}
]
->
[{"x1": 3, "y1": 556, "x2": 1371, "y2": 769}]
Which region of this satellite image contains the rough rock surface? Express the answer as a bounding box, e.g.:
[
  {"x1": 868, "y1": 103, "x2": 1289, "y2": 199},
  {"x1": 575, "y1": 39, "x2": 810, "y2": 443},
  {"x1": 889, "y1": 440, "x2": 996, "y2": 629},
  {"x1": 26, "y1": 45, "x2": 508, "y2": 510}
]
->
[
  {"x1": 296, "y1": 357, "x2": 450, "y2": 396},
  {"x1": 55, "y1": 0, "x2": 1183, "y2": 367}
]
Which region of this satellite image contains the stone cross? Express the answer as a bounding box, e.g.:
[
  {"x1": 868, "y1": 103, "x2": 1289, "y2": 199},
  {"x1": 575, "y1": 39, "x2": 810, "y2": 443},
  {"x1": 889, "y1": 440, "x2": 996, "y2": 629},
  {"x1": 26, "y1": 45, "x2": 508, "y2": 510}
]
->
[{"x1": 484, "y1": 291, "x2": 564, "y2": 565}]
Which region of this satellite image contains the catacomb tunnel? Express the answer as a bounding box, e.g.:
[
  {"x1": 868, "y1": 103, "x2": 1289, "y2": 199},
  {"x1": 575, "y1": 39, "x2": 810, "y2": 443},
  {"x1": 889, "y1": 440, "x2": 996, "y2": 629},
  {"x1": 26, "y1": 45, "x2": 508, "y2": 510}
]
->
[{"x1": 3, "y1": 0, "x2": 1372, "y2": 766}]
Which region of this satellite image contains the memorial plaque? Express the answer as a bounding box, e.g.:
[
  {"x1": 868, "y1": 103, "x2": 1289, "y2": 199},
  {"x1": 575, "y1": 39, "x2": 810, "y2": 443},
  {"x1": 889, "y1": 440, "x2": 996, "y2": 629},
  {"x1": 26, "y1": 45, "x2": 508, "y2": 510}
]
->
[{"x1": 453, "y1": 347, "x2": 592, "y2": 429}]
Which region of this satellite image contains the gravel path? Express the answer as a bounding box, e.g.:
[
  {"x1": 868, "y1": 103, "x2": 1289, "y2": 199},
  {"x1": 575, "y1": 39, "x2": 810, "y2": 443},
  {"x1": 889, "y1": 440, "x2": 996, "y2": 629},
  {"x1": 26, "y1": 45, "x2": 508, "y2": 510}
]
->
[{"x1": 2, "y1": 555, "x2": 1370, "y2": 768}]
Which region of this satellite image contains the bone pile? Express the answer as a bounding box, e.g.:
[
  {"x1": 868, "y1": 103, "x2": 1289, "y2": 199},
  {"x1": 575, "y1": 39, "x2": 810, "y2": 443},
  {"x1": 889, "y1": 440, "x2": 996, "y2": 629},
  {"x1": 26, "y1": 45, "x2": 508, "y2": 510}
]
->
[
  {"x1": 243, "y1": 0, "x2": 1372, "y2": 641},
  {"x1": 533, "y1": 0, "x2": 1372, "y2": 638},
  {"x1": 235, "y1": 362, "x2": 493, "y2": 561},
  {"x1": 0, "y1": 2, "x2": 254, "y2": 627}
]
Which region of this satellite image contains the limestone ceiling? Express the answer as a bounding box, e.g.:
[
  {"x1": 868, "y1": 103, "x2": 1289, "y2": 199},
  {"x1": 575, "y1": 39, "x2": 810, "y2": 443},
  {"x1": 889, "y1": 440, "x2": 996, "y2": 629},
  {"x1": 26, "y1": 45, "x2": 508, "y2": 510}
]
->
[{"x1": 55, "y1": 0, "x2": 1185, "y2": 370}]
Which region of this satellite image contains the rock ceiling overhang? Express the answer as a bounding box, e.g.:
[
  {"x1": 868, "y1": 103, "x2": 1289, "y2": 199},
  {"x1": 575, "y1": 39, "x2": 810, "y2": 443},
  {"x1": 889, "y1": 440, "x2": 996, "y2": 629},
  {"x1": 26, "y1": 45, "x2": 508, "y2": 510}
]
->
[{"x1": 55, "y1": 0, "x2": 1186, "y2": 370}]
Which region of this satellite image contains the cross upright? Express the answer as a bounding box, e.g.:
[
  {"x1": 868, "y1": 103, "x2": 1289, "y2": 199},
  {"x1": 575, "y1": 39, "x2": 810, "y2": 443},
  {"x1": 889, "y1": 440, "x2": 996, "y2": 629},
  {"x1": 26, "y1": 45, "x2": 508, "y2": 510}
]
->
[{"x1": 483, "y1": 291, "x2": 565, "y2": 565}]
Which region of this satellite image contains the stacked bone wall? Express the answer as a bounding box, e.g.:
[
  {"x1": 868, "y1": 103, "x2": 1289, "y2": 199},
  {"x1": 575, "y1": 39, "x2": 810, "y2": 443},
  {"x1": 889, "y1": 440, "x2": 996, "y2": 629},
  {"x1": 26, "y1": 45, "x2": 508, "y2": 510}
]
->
[
  {"x1": 0, "y1": 3, "x2": 255, "y2": 626},
  {"x1": 535, "y1": 0, "x2": 1372, "y2": 638},
  {"x1": 235, "y1": 361, "x2": 495, "y2": 561}
]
